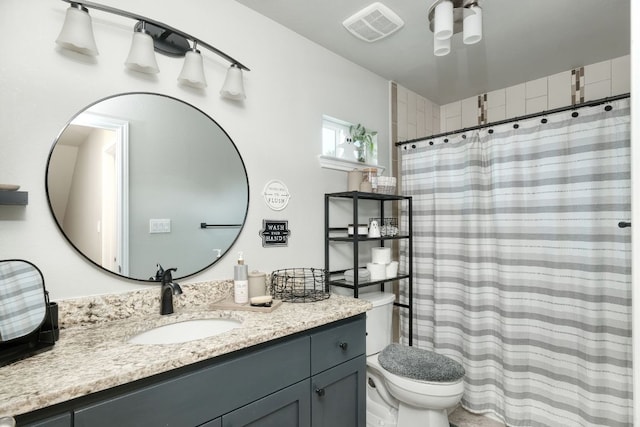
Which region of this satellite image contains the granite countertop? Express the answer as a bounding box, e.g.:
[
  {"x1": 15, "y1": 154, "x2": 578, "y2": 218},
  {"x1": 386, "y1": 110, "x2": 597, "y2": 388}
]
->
[{"x1": 0, "y1": 281, "x2": 371, "y2": 418}]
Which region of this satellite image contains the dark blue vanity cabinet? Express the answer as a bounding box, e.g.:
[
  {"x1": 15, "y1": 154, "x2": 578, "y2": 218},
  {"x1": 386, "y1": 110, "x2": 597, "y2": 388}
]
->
[
  {"x1": 21, "y1": 413, "x2": 71, "y2": 427},
  {"x1": 18, "y1": 314, "x2": 366, "y2": 427}
]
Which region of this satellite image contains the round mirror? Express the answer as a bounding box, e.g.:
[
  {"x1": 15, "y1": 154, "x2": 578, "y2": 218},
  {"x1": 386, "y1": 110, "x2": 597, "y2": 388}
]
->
[{"x1": 46, "y1": 93, "x2": 249, "y2": 281}]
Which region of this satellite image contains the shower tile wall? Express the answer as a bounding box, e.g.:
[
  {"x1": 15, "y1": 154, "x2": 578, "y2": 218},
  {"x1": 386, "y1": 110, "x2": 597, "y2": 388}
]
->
[
  {"x1": 439, "y1": 54, "x2": 630, "y2": 133},
  {"x1": 394, "y1": 84, "x2": 441, "y2": 142}
]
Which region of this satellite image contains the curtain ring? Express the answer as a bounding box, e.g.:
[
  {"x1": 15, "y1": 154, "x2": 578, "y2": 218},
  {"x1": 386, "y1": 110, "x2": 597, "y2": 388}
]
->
[
  {"x1": 513, "y1": 124, "x2": 519, "y2": 129},
  {"x1": 572, "y1": 111, "x2": 579, "y2": 118},
  {"x1": 541, "y1": 118, "x2": 548, "y2": 124},
  {"x1": 605, "y1": 105, "x2": 613, "y2": 112}
]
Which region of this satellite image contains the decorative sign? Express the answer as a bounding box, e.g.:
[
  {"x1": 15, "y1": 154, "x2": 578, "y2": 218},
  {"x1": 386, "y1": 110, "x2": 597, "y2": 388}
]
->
[
  {"x1": 259, "y1": 220, "x2": 291, "y2": 247},
  {"x1": 263, "y1": 179, "x2": 290, "y2": 211}
]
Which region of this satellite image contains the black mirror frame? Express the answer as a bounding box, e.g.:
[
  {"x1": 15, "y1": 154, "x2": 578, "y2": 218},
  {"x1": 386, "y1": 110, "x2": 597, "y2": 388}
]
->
[{"x1": 44, "y1": 92, "x2": 250, "y2": 283}]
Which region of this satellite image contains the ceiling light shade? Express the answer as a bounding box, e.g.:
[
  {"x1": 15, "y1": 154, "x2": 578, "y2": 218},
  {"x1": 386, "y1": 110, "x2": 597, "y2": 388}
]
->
[
  {"x1": 55, "y1": 4, "x2": 99, "y2": 56},
  {"x1": 124, "y1": 26, "x2": 159, "y2": 73},
  {"x1": 434, "y1": 0, "x2": 454, "y2": 41},
  {"x1": 434, "y1": 36, "x2": 451, "y2": 56},
  {"x1": 177, "y1": 49, "x2": 207, "y2": 88},
  {"x1": 220, "y1": 64, "x2": 246, "y2": 100},
  {"x1": 463, "y1": 5, "x2": 482, "y2": 45}
]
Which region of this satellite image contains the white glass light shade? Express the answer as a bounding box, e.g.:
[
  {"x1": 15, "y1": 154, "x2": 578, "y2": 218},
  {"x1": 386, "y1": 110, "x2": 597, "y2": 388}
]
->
[
  {"x1": 178, "y1": 50, "x2": 207, "y2": 88},
  {"x1": 55, "y1": 5, "x2": 99, "y2": 56},
  {"x1": 463, "y1": 5, "x2": 483, "y2": 45},
  {"x1": 220, "y1": 65, "x2": 246, "y2": 100},
  {"x1": 434, "y1": 36, "x2": 451, "y2": 56},
  {"x1": 125, "y1": 31, "x2": 159, "y2": 73},
  {"x1": 434, "y1": 0, "x2": 454, "y2": 41}
]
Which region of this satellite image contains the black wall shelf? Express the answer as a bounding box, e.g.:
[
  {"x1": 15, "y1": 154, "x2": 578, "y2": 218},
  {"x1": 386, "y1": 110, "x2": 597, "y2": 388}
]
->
[{"x1": 0, "y1": 191, "x2": 28, "y2": 205}]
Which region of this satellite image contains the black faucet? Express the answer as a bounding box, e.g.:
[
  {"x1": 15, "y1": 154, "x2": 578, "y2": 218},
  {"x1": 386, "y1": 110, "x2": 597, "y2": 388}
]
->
[{"x1": 159, "y1": 267, "x2": 182, "y2": 315}]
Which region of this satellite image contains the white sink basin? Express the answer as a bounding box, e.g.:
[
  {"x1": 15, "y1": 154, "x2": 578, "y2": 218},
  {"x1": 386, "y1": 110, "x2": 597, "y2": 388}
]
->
[{"x1": 128, "y1": 318, "x2": 242, "y2": 345}]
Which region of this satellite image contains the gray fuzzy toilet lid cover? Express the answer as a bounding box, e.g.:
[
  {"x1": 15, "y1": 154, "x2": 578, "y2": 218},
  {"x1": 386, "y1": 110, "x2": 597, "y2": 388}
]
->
[{"x1": 378, "y1": 343, "x2": 465, "y2": 382}]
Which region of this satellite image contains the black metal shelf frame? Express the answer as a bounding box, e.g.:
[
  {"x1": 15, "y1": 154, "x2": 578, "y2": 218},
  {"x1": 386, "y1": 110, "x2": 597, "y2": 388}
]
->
[{"x1": 324, "y1": 190, "x2": 413, "y2": 346}]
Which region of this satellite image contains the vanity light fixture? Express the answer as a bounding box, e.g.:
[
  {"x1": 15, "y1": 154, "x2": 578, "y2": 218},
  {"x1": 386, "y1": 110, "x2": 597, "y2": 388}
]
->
[
  {"x1": 55, "y1": 0, "x2": 250, "y2": 99},
  {"x1": 178, "y1": 43, "x2": 207, "y2": 89},
  {"x1": 55, "y1": 3, "x2": 99, "y2": 55},
  {"x1": 124, "y1": 22, "x2": 159, "y2": 74},
  {"x1": 427, "y1": 0, "x2": 482, "y2": 56},
  {"x1": 220, "y1": 64, "x2": 246, "y2": 100}
]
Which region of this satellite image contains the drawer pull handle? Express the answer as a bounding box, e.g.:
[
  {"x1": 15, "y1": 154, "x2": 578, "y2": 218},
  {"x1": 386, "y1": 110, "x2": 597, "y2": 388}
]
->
[
  {"x1": 315, "y1": 388, "x2": 325, "y2": 397},
  {"x1": 339, "y1": 342, "x2": 348, "y2": 350}
]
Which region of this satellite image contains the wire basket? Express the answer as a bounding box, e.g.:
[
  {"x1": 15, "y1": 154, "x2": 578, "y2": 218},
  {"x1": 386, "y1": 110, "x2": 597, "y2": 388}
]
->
[
  {"x1": 270, "y1": 268, "x2": 330, "y2": 303},
  {"x1": 374, "y1": 176, "x2": 397, "y2": 195}
]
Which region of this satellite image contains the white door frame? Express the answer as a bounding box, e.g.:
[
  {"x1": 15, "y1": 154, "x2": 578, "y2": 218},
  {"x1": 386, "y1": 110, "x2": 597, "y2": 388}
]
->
[{"x1": 71, "y1": 113, "x2": 130, "y2": 276}]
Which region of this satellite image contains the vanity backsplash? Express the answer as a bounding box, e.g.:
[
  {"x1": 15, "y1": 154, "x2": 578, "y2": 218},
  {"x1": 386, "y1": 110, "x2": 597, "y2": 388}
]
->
[{"x1": 58, "y1": 280, "x2": 234, "y2": 328}]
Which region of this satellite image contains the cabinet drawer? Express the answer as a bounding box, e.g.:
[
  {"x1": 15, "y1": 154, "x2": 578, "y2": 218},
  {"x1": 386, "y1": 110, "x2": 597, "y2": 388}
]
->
[
  {"x1": 74, "y1": 336, "x2": 310, "y2": 427},
  {"x1": 310, "y1": 315, "x2": 365, "y2": 375}
]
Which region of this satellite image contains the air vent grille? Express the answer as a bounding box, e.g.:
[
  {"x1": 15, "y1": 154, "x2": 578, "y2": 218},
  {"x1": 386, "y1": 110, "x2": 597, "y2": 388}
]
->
[{"x1": 343, "y1": 2, "x2": 404, "y2": 43}]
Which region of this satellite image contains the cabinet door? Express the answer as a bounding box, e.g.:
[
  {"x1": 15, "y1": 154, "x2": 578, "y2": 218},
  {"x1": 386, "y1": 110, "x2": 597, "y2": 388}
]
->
[
  {"x1": 222, "y1": 379, "x2": 310, "y2": 427},
  {"x1": 74, "y1": 336, "x2": 309, "y2": 427},
  {"x1": 311, "y1": 355, "x2": 366, "y2": 427}
]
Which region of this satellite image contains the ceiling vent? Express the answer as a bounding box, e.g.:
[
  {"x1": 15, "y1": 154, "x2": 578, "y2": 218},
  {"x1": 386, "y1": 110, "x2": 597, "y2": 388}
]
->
[{"x1": 343, "y1": 2, "x2": 404, "y2": 43}]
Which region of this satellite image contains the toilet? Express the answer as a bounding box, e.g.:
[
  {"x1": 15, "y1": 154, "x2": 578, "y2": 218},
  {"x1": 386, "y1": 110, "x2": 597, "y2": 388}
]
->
[{"x1": 360, "y1": 291, "x2": 465, "y2": 427}]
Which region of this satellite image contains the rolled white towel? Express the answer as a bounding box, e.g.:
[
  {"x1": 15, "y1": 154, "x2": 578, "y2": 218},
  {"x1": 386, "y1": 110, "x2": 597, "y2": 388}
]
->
[{"x1": 344, "y1": 268, "x2": 370, "y2": 283}]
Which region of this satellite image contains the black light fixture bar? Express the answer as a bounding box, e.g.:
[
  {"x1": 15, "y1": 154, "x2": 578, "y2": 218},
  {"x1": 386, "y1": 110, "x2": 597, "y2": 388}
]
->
[{"x1": 61, "y1": 0, "x2": 250, "y2": 71}]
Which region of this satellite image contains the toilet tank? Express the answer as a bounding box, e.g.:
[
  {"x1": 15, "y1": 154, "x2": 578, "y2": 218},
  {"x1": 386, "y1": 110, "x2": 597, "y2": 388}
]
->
[{"x1": 360, "y1": 292, "x2": 396, "y2": 356}]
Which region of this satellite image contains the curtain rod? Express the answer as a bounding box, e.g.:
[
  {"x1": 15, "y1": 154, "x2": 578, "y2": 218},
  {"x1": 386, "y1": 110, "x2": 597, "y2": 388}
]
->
[{"x1": 395, "y1": 93, "x2": 630, "y2": 147}]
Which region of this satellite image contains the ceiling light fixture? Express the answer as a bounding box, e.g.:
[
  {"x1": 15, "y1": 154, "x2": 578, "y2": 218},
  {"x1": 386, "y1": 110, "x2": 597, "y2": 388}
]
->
[
  {"x1": 55, "y1": 0, "x2": 250, "y2": 99},
  {"x1": 428, "y1": 0, "x2": 482, "y2": 56}
]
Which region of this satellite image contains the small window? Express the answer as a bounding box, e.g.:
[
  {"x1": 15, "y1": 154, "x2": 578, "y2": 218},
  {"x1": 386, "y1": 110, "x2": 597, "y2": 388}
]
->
[{"x1": 322, "y1": 115, "x2": 377, "y2": 164}]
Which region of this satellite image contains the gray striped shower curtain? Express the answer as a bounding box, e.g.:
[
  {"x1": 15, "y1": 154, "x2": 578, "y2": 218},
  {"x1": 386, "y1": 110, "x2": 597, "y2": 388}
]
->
[{"x1": 399, "y1": 98, "x2": 631, "y2": 426}]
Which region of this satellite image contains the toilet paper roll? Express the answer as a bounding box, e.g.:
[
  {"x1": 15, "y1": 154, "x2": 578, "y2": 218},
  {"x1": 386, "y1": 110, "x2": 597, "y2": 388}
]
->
[
  {"x1": 386, "y1": 261, "x2": 399, "y2": 279},
  {"x1": 371, "y1": 247, "x2": 391, "y2": 265},
  {"x1": 366, "y1": 262, "x2": 387, "y2": 281}
]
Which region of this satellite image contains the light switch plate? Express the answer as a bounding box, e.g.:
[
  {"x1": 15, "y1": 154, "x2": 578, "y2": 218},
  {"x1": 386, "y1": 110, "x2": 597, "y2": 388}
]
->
[{"x1": 149, "y1": 218, "x2": 171, "y2": 233}]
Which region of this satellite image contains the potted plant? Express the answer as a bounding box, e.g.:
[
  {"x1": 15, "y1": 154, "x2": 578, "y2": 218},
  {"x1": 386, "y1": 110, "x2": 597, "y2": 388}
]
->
[{"x1": 348, "y1": 123, "x2": 377, "y2": 163}]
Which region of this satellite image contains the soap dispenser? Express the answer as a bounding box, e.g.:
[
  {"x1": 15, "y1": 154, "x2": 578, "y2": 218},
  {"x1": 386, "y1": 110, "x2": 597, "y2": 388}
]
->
[{"x1": 234, "y1": 252, "x2": 249, "y2": 304}]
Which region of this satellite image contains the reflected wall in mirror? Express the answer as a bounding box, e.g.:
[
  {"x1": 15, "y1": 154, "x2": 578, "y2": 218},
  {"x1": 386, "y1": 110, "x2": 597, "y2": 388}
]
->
[{"x1": 46, "y1": 93, "x2": 249, "y2": 281}]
